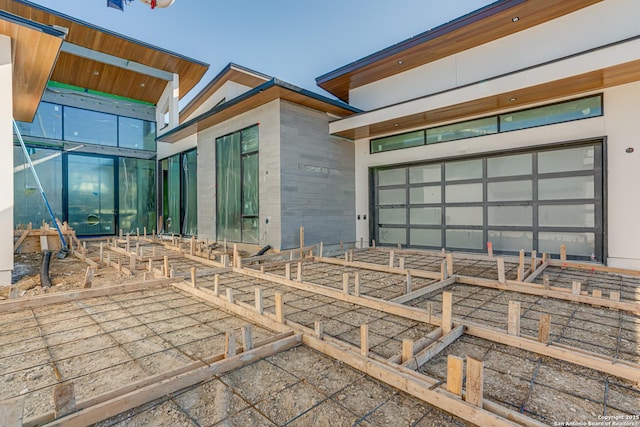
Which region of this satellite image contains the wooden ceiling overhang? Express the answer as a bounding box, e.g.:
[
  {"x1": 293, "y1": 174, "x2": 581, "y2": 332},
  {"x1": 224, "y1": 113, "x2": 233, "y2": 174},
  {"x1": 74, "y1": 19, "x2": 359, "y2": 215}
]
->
[
  {"x1": 331, "y1": 59, "x2": 640, "y2": 141},
  {"x1": 159, "y1": 79, "x2": 361, "y2": 144},
  {"x1": 180, "y1": 63, "x2": 272, "y2": 123},
  {"x1": 0, "y1": 0, "x2": 209, "y2": 104},
  {"x1": 0, "y1": 11, "x2": 65, "y2": 122},
  {"x1": 316, "y1": 0, "x2": 602, "y2": 102}
]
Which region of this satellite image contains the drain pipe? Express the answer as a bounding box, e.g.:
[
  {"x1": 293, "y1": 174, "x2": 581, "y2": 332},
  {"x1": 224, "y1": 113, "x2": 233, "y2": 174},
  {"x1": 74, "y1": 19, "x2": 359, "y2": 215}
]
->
[{"x1": 40, "y1": 251, "x2": 53, "y2": 288}]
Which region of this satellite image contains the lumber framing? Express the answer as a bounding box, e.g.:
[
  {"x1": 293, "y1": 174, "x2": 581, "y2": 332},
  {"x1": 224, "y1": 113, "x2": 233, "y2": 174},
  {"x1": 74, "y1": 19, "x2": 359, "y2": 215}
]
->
[
  {"x1": 36, "y1": 334, "x2": 302, "y2": 427},
  {"x1": 315, "y1": 256, "x2": 442, "y2": 280},
  {"x1": 391, "y1": 276, "x2": 456, "y2": 304}
]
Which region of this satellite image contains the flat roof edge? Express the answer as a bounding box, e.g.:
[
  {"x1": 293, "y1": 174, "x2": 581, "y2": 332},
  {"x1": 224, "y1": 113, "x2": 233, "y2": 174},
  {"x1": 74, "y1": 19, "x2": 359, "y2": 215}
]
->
[
  {"x1": 0, "y1": 9, "x2": 67, "y2": 38},
  {"x1": 315, "y1": 0, "x2": 524, "y2": 85}
]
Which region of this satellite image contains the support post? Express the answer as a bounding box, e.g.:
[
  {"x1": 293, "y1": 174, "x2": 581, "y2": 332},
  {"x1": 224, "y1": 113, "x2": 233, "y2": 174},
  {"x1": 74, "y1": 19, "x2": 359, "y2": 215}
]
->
[
  {"x1": 255, "y1": 288, "x2": 263, "y2": 314},
  {"x1": 497, "y1": 257, "x2": 506, "y2": 284},
  {"x1": 354, "y1": 272, "x2": 361, "y2": 297},
  {"x1": 487, "y1": 242, "x2": 493, "y2": 258},
  {"x1": 83, "y1": 267, "x2": 94, "y2": 289},
  {"x1": 543, "y1": 274, "x2": 550, "y2": 290},
  {"x1": 224, "y1": 332, "x2": 236, "y2": 358},
  {"x1": 389, "y1": 250, "x2": 395, "y2": 267},
  {"x1": 214, "y1": 274, "x2": 220, "y2": 296},
  {"x1": 440, "y1": 260, "x2": 447, "y2": 281},
  {"x1": 507, "y1": 301, "x2": 521, "y2": 337},
  {"x1": 406, "y1": 271, "x2": 412, "y2": 294},
  {"x1": 446, "y1": 254, "x2": 453, "y2": 277},
  {"x1": 446, "y1": 355, "x2": 464, "y2": 397},
  {"x1": 275, "y1": 293, "x2": 284, "y2": 323},
  {"x1": 296, "y1": 262, "x2": 302, "y2": 282},
  {"x1": 226, "y1": 288, "x2": 234, "y2": 304},
  {"x1": 360, "y1": 324, "x2": 369, "y2": 357},
  {"x1": 538, "y1": 313, "x2": 551, "y2": 344},
  {"x1": 190, "y1": 267, "x2": 197, "y2": 288},
  {"x1": 399, "y1": 257, "x2": 405, "y2": 270},
  {"x1": 285, "y1": 263, "x2": 291, "y2": 280},
  {"x1": 517, "y1": 249, "x2": 525, "y2": 281},
  {"x1": 465, "y1": 357, "x2": 484, "y2": 408},
  {"x1": 442, "y1": 291, "x2": 453, "y2": 334},
  {"x1": 314, "y1": 321, "x2": 324, "y2": 339},
  {"x1": 401, "y1": 339, "x2": 414, "y2": 364},
  {"x1": 164, "y1": 256, "x2": 169, "y2": 279},
  {"x1": 242, "y1": 325, "x2": 253, "y2": 351},
  {"x1": 530, "y1": 250, "x2": 537, "y2": 273}
]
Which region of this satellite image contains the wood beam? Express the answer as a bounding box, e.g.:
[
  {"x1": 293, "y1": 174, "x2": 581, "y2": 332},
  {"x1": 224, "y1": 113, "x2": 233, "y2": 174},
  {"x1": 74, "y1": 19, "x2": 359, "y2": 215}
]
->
[{"x1": 402, "y1": 324, "x2": 465, "y2": 370}]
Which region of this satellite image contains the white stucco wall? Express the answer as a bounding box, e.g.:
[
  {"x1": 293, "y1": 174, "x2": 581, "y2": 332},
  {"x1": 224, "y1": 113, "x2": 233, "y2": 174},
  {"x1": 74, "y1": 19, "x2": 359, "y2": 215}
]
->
[
  {"x1": 0, "y1": 34, "x2": 13, "y2": 285},
  {"x1": 350, "y1": 0, "x2": 640, "y2": 110},
  {"x1": 353, "y1": 82, "x2": 640, "y2": 268}
]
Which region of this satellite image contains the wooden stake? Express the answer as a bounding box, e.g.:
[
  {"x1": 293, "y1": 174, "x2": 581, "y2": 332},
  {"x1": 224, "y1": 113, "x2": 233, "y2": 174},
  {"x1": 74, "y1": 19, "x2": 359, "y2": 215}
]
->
[
  {"x1": 465, "y1": 357, "x2": 484, "y2": 408},
  {"x1": 530, "y1": 250, "x2": 537, "y2": 273},
  {"x1": 542, "y1": 252, "x2": 548, "y2": 263},
  {"x1": 538, "y1": 313, "x2": 551, "y2": 344},
  {"x1": 440, "y1": 260, "x2": 447, "y2": 281},
  {"x1": 275, "y1": 293, "x2": 284, "y2": 323},
  {"x1": 349, "y1": 249, "x2": 354, "y2": 263},
  {"x1": 406, "y1": 271, "x2": 412, "y2": 294},
  {"x1": 242, "y1": 326, "x2": 253, "y2": 351},
  {"x1": 0, "y1": 396, "x2": 24, "y2": 427},
  {"x1": 442, "y1": 291, "x2": 453, "y2": 334},
  {"x1": 164, "y1": 256, "x2": 169, "y2": 278},
  {"x1": 224, "y1": 332, "x2": 236, "y2": 358},
  {"x1": 542, "y1": 274, "x2": 550, "y2": 290},
  {"x1": 446, "y1": 254, "x2": 454, "y2": 277},
  {"x1": 285, "y1": 263, "x2": 291, "y2": 280},
  {"x1": 255, "y1": 288, "x2": 263, "y2": 314},
  {"x1": 10, "y1": 285, "x2": 20, "y2": 299},
  {"x1": 53, "y1": 382, "x2": 76, "y2": 418},
  {"x1": 233, "y1": 244, "x2": 239, "y2": 268},
  {"x1": 497, "y1": 257, "x2": 506, "y2": 284},
  {"x1": 518, "y1": 249, "x2": 525, "y2": 280},
  {"x1": 354, "y1": 272, "x2": 361, "y2": 297},
  {"x1": 447, "y1": 355, "x2": 464, "y2": 397},
  {"x1": 507, "y1": 301, "x2": 521, "y2": 337},
  {"x1": 399, "y1": 257, "x2": 405, "y2": 270},
  {"x1": 190, "y1": 267, "x2": 197, "y2": 288},
  {"x1": 148, "y1": 259, "x2": 153, "y2": 272},
  {"x1": 571, "y1": 281, "x2": 581, "y2": 295},
  {"x1": 226, "y1": 288, "x2": 234, "y2": 304},
  {"x1": 401, "y1": 339, "x2": 414, "y2": 364},
  {"x1": 343, "y1": 273, "x2": 349, "y2": 294},
  {"x1": 83, "y1": 267, "x2": 94, "y2": 289},
  {"x1": 99, "y1": 242, "x2": 104, "y2": 264},
  {"x1": 299, "y1": 226, "x2": 304, "y2": 249},
  {"x1": 129, "y1": 254, "x2": 136, "y2": 272},
  {"x1": 487, "y1": 242, "x2": 493, "y2": 258},
  {"x1": 389, "y1": 250, "x2": 395, "y2": 267},
  {"x1": 426, "y1": 302, "x2": 433, "y2": 324},
  {"x1": 314, "y1": 321, "x2": 324, "y2": 339},
  {"x1": 214, "y1": 274, "x2": 220, "y2": 296},
  {"x1": 610, "y1": 290, "x2": 620, "y2": 302},
  {"x1": 592, "y1": 289, "x2": 602, "y2": 307},
  {"x1": 296, "y1": 262, "x2": 302, "y2": 282},
  {"x1": 360, "y1": 324, "x2": 369, "y2": 357},
  {"x1": 560, "y1": 244, "x2": 567, "y2": 262}
]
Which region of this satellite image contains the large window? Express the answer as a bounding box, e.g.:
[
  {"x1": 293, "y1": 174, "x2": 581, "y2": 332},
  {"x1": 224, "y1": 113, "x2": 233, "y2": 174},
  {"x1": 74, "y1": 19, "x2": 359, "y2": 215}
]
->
[
  {"x1": 216, "y1": 125, "x2": 259, "y2": 244},
  {"x1": 370, "y1": 95, "x2": 602, "y2": 153},
  {"x1": 17, "y1": 102, "x2": 156, "y2": 151},
  {"x1": 161, "y1": 150, "x2": 197, "y2": 236},
  {"x1": 119, "y1": 158, "x2": 156, "y2": 233},
  {"x1": 373, "y1": 142, "x2": 603, "y2": 260}
]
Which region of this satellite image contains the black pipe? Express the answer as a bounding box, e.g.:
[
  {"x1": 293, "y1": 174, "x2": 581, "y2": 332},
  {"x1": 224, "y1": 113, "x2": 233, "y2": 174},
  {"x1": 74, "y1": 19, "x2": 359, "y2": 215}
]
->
[
  {"x1": 255, "y1": 244, "x2": 271, "y2": 256},
  {"x1": 41, "y1": 251, "x2": 52, "y2": 288}
]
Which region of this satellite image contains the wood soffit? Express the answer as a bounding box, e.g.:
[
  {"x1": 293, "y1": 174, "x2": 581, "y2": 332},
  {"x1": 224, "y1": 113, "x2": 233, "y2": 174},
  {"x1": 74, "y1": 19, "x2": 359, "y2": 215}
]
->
[
  {"x1": 0, "y1": 18, "x2": 63, "y2": 121},
  {"x1": 180, "y1": 66, "x2": 271, "y2": 123},
  {"x1": 160, "y1": 84, "x2": 359, "y2": 143},
  {"x1": 0, "y1": 0, "x2": 209, "y2": 103},
  {"x1": 333, "y1": 59, "x2": 640, "y2": 140},
  {"x1": 317, "y1": 0, "x2": 603, "y2": 102}
]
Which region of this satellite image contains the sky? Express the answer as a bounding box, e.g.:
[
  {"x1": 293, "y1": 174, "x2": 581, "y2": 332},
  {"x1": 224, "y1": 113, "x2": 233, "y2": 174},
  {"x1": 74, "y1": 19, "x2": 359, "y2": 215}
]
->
[{"x1": 27, "y1": 0, "x2": 492, "y2": 105}]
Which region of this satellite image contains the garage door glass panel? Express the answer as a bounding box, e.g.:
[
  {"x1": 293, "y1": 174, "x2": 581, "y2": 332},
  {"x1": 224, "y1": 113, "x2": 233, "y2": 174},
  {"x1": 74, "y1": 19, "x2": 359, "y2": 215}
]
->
[
  {"x1": 539, "y1": 204, "x2": 595, "y2": 228},
  {"x1": 379, "y1": 188, "x2": 406, "y2": 205},
  {"x1": 538, "y1": 146, "x2": 595, "y2": 174},
  {"x1": 409, "y1": 164, "x2": 441, "y2": 183},
  {"x1": 410, "y1": 186, "x2": 441, "y2": 204},
  {"x1": 488, "y1": 230, "x2": 533, "y2": 252},
  {"x1": 487, "y1": 180, "x2": 532, "y2": 201},
  {"x1": 445, "y1": 183, "x2": 483, "y2": 203},
  {"x1": 446, "y1": 229, "x2": 483, "y2": 249},
  {"x1": 487, "y1": 153, "x2": 532, "y2": 177},
  {"x1": 411, "y1": 229, "x2": 442, "y2": 247},
  {"x1": 445, "y1": 159, "x2": 482, "y2": 181},
  {"x1": 488, "y1": 206, "x2": 532, "y2": 227},
  {"x1": 379, "y1": 228, "x2": 406, "y2": 245},
  {"x1": 410, "y1": 207, "x2": 441, "y2": 225},
  {"x1": 446, "y1": 207, "x2": 483, "y2": 226},
  {"x1": 379, "y1": 208, "x2": 406, "y2": 225},
  {"x1": 378, "y1": 168, "x2": 406, "y2": 186},
  {"x1": 538, "y1": 232, "x2": 595, "y2": 256},
  {"x1": 538, "y1": 176, "x2": 594, "y2": 200}
]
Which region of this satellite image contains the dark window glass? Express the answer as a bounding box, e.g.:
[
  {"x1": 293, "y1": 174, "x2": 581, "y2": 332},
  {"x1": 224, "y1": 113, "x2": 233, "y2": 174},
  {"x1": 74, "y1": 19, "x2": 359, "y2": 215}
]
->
[
  {"x1": 371, "y1": 130, "x2": 425, "y2": 153},
  {"x1": 64, "y1": 107, "x2": 117, "y2": 146},
  {"x1": 119, "y1": 117, "x2": 156, "y2": 151},
  {"x1": 427, "y1": 117, "x2": 497, "y2": 144},
  {"x1": 16, "y1": 102, "x2": 62, "y2": 140},
  {"x1": 500, "y1": 95, "x2": 601, "y2": 132}
]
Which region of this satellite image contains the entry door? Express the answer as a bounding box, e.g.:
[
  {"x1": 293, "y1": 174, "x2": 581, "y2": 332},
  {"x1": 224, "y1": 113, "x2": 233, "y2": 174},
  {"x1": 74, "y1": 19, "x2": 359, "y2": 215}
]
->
[{"x1": 67, "y1": 154, "x2": 116, "y2": 235}]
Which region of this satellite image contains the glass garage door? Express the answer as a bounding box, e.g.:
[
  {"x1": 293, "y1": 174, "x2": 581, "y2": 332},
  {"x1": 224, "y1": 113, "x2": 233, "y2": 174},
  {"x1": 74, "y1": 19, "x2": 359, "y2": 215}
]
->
[{"x1": 373, "y1": 142, "x2": 603, "y2": 261}]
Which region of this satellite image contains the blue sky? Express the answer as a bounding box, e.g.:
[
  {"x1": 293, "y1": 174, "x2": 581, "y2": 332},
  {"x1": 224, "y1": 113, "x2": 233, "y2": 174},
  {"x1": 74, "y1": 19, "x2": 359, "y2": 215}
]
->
[{"x1": 28, "y1": 0, "x2": 491, "y2": 104}]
